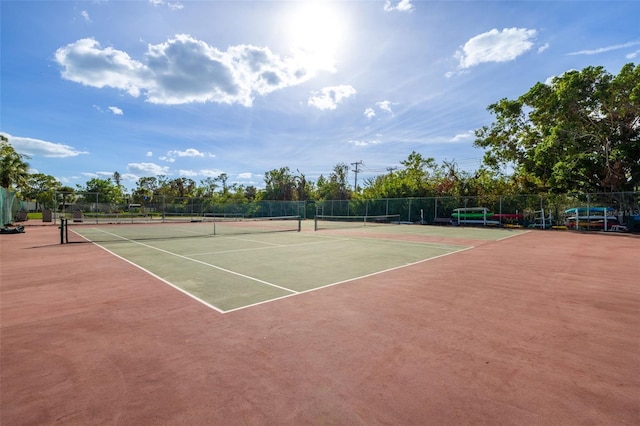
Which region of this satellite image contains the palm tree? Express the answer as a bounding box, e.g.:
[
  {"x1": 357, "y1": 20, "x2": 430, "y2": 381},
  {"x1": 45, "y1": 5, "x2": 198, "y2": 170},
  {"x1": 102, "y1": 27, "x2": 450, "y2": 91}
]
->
[{"x1": 0, "y1": 135, "x2": 30, "y2": 189}]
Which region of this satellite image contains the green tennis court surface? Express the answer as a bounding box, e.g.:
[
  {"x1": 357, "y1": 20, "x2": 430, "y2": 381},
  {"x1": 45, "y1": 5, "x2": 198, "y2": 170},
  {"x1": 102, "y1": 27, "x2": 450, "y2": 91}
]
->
[
  {"x1": 315, "y1": 220, "x2": 526, "y2": 240},
  {"x1": 69, "y1": 222, "x2": 525, "y2": 312}
]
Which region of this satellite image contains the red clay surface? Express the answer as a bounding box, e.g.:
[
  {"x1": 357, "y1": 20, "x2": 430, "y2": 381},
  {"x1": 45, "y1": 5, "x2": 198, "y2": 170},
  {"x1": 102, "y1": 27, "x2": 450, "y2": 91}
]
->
[{"x1": 2, "y1": 225, "x2": 639, "y2": 425}]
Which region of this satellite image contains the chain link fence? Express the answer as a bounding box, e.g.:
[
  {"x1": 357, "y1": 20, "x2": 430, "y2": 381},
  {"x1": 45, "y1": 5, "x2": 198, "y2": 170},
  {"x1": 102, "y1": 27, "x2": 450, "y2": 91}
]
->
[
  {"x1": 1, "y1": 187, "x2": 18, "y2": 225},
  {"x1": 51, "y1": 192, "x2": 307, "y2": 224},
  {"x1": 314, "y1": 192, "x2": 640, "y2": 231},
  {"x1": 37, "y1": 191, "x2": 640, "y2": 231}
]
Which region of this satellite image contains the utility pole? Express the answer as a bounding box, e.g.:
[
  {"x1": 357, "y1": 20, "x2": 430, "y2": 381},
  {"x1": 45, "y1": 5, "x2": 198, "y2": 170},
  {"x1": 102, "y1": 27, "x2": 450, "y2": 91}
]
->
[{"x1": 351, "y1": 160, "x2": 364, "y2": 191}]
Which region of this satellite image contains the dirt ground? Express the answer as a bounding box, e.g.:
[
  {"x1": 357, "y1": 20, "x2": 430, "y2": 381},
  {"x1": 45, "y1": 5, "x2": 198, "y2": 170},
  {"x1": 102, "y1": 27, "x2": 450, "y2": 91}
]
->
[{"x1": 1, "y1": 224, "x2": 639, "y2": 425}]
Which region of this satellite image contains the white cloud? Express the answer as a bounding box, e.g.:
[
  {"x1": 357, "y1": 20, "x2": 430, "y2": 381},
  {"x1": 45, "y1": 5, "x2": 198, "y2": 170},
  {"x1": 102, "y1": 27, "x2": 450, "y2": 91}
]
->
[
  {"x1": 1, "y1": 132, "x2": 88, "y2": 158},
  {"x1": 348, "y1": 139, "x2": 382, "y2": 147},
  {"x1": 149, "y1": 0, "x2": 183, "y2": 10},
  {"x1": 146, "y1": 151, "x2": 153, "y2": 157},
  {"x1": 177, "y1": 169, "x2": 199, "y2": 177},
  {"x1": 384, "y1": 0, "x2": 415, "y2": 13},
  {"x1": 169, "y1": 169, "x2": 226, "y2": 179},
  {"x1": 308, "y1": 85, "x2": 356, "y2": 110},
  {"x1": 55, "y1": 34, "x2": 336, "y2": 107},
  {"x1": 81, "y1": 10, "x2": 92, "y2": 23},
  {"x1": 171, "y1": 148, "x2": 205, "y2": 157},
  {"x1": 450, "y1": 130, "x2": 475, "y2": 142},
  {"x1": 376, "y1": 100, "x2": 393, "y2": 114},
  {"x1": 453, "y1": 28, "x2": 537, "y2": 70},
  {"x1": 568, "y1": 41, "x2": 640, "y2": 56},
  {"x1": 627, "y1": 50, "x2": 639, "y2": 59},
  {"x1": 55, "y1": 38, "x2": 148, "y2": 97},
  {"x1": 159, "y1": 148, "x2": 214, "y2": 162},
  {"x1": 537, "y1": 43, "x2": 550, "y2": 54},
  {"x1": 108, "y1": 106, "x2": 123, "y2": 115},
  {"x1": 364, "y1": 108, "x2": 376, "y2": 119},
  {"x1": 237, "y1": 172, "x2": 253, "y2": 179},
  {"x1": 127, "y1": 162, "x2": 170, "y2": 175},
  {"x1": 81, "y1": 171, "x2": 134, "y2": 182},
  {"x1": 120, "y1": 173, "x2": 139, "y2": 182},
  {"x1": 94, "y1": 105, "x2": 124, "y2": 115},
  {"x1": 365, "y1": 101, "x2": 394, "y2": 119},
  {"x1": 201, "y1": 169, "x2": 224, "y2": 177}
]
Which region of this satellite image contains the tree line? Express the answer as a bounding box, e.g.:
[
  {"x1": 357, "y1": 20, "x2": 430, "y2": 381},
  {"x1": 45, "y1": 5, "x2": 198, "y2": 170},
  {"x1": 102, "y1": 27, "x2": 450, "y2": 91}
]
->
[{"x1": 2, "y1": 63, "x2": 638, "y2": 209}]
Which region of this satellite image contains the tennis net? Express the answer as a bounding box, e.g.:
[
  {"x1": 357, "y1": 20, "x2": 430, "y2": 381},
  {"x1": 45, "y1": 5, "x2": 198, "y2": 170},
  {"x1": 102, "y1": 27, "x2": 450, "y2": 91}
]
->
[
  {"x1": 61, "y1": 215, "x2": 301, "y2": 243},
  {"x1": 314, "y1": 214, "x2": 401, "y2": 231}
]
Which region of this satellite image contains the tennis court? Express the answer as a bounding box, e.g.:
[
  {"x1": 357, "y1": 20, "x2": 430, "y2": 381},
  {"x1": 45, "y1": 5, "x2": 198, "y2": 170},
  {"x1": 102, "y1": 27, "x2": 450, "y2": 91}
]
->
[
  {"x1": 2, "y1": 221, "x2": 638, "y2": 425},
  {"x1": 65, "y1": 218, "x2": 490, "y2": 312}
]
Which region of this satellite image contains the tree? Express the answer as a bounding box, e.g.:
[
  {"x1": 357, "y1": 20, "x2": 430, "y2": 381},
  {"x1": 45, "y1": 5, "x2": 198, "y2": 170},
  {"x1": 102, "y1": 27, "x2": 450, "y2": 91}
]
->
[
  {"x1": 77, "y1": 178, "x2": 124, "y2": 204},
  {"x1": 0, "y1": 135, "x2": 30, "y2": 189},
  {"x1": 23, "y1": 173, "x2": 61, "y2": 210},
  {"x1": 434, "y1": 160, "x2": 462, "y2": 195},
  {"x1": 57, "y1": 185, "x2": 76, "y2": 211},
  {"x1": 132, "y1": 176, "x2": 159, "y2": 203},
  {"x1": 475, "y1": 63, "x2": 640, "y2": 193},
  {"x1": 167, "y1": 177, "x2": 196, "y2": 198},
  {"x1": 263, "y1": 167, "x2": 295, "y2": 200},
  {"x1": 216, "y1": 173, "x2": 229, "y2": 196},
  {"x1": 113, "y1": 171, "x2": 122, "y2": 187},
  {"x1": 361, "y1": 152, "x2": 442, "y2": 198},
  {"x1": 396, "y1": 152, "x2": 438, "y2": 197},
  {"x1": 113, "y1": 171, "x2": 126, "y2": 195},
  {"x1": 244, "y1": 185, "x2": 258, "y2": 201},
  {"x1": 197, "y1": 177, "x2": 218, "y2": 198},
  {"x1": 317, "y1": 163, "x2": 352, "y2": 200},
  {"x1": 294, "y1": 170, "x2": 312, "y2": 201}
]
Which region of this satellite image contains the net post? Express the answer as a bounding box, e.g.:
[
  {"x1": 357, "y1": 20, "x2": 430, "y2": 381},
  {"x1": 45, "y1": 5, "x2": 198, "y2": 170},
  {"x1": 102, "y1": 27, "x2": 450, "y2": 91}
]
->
[
  {"x1": 298, "y1": 216, "x2": 301, "y2": 232},
  {"x1": 59, "y1": 218, "x2": 67, "y2": 244}
]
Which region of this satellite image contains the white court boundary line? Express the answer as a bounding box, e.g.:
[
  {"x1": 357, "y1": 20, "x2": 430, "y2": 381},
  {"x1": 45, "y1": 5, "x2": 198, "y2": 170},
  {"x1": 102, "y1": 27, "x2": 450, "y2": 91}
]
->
[
  {"x1": 72, "y1": 227, "x2": 477, "y2": 314},
  {"x1": 82, "y1": 228, "x2": 299, "y2": 294},
  {"x1": 224, "y1": 245, "x2": 474, "y2": 313},
  {"x1": 71, "y1": 230, "x2": 227, "y2": 314}
]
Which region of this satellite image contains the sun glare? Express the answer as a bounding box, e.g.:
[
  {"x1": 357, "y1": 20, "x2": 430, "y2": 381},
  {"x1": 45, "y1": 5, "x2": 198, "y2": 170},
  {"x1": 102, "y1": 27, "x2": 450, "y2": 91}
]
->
[{"x1": 284, "y1": 2, "x2": 347, "y2": 70}]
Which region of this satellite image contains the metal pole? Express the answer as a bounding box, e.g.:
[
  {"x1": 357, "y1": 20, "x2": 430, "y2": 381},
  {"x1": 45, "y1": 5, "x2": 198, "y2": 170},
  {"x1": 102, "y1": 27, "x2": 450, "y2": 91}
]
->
[{"x1": 60, "y1": 218, "x2": 67, "y2": 244}]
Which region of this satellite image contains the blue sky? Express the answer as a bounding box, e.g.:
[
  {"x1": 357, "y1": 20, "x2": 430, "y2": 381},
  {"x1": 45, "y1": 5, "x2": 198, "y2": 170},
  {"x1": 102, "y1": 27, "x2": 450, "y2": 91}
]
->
[{"x1": 2, "y1": 0, "x2": 639, "y2": 192}]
